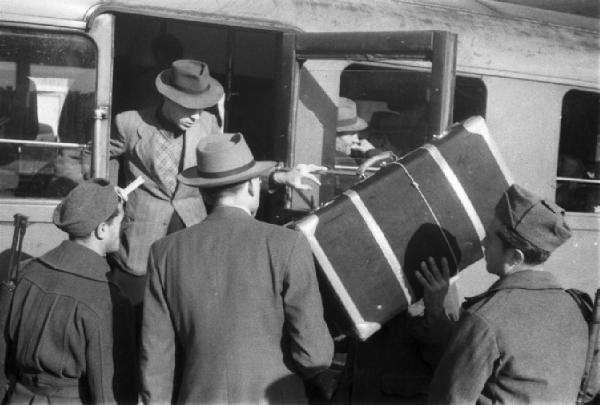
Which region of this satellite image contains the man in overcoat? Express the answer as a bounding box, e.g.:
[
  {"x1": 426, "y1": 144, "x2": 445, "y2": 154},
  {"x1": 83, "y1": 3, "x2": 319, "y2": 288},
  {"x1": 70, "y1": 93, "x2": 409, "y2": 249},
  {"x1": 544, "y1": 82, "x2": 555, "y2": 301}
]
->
[
  {"x1": 416, "y1": 184, "x2": 588, "y2": 404},
  {"x1": 140, "y1": 133, "x2": 334, "y2": 404},
  {"x1": 1, "y1": 179, "x2": 138, "y2": 404}
]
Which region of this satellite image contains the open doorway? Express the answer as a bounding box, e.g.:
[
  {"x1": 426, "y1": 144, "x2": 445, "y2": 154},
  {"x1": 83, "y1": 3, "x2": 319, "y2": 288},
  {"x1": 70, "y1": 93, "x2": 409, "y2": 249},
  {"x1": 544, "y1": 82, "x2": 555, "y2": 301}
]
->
[
  {"x1": 112, "y1": 13, "x2": 280, "y2": 160},
  {"x1": 111, "y1": 13, "x2": 284, "y2": 220}
]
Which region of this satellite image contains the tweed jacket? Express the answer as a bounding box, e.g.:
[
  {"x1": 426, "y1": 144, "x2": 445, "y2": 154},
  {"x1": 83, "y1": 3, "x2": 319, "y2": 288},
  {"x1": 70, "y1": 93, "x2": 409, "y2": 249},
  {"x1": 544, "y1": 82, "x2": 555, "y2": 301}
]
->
[
  {"x1": 428, "y1": 270, "x2": 588, "y2": 405},
  {"x1": 140, "y1": 206, "x2": 334, "y2": 404},
  {"x1": 110, "y1": 107, "x2": 219, "y2": 274},
  {"x1": 4, "y1": 241, "x2": 138, "y2": 404}
]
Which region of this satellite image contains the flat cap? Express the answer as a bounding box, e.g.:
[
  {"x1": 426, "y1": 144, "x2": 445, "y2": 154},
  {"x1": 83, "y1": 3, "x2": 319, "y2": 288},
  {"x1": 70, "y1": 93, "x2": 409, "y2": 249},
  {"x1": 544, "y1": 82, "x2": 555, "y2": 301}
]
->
[
  {"x1": 53, "y1": 179, "x2": 119, "y2": 238},
  {"x1": 495, "y1": 184, "x2": 571, "y2": 253}
]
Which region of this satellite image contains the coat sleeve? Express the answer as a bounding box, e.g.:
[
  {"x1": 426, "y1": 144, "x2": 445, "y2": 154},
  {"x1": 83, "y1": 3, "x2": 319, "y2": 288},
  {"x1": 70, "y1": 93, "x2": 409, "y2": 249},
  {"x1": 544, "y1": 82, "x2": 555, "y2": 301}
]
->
[
  {"x1": 82, "y1": 293, "x2": 138, "y2": 404},
  {"x1": 427, "y1": 311, "x2": 499, "y2": 405},
  {"x1": 140, "y1": 246, "x2": 177, "y2": 404},
  {"x1": 282, "y1": 234, "x2": 334, "y2": 379},
  {"x1": 110, "y1": 112, "x2": 130, "y2": 158}
]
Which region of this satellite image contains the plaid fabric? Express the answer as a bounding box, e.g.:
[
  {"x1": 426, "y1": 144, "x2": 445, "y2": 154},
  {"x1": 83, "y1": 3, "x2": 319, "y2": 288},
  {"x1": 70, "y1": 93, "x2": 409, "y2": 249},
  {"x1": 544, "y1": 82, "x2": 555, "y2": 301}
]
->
[{"x1": 153, "y1": 130, "x2": 184, "y2": 195}]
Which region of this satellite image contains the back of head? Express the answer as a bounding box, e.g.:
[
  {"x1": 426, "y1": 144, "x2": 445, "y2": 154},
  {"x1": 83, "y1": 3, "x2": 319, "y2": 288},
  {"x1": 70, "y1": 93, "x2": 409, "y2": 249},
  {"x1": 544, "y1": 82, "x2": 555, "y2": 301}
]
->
[
  {"x1": 494, "y1": 184, "x2": 572, "y2": 264},
  {"x1": 53, "y1": 178, "x2": 119, "y2": 239}
]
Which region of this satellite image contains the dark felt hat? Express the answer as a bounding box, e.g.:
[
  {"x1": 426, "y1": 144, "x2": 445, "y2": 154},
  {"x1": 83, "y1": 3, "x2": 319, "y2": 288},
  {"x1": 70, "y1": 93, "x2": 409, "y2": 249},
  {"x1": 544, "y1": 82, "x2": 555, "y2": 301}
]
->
[
  {"x1": 53, "y1": 179, "x2": 119, "y2": 237},
  {"x1": 155, "y1": 59, "x2": 224, "y2": 109},
  {"x1": 369, "y1": 110, "x2": 404, "y2": 135},
  {"x1": 178, "y1": 132, "x2": 276, "y2": 188},
  {"x1": 495, "y1": 184, "x2": 572, "y2": 253}
]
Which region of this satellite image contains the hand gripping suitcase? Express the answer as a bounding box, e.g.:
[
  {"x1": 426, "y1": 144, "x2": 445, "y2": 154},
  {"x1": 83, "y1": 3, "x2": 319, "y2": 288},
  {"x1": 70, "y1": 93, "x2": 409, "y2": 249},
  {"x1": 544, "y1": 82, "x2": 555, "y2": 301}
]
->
[{"x1": 294, "y1": 116, "x2": 514, "y2": 340}]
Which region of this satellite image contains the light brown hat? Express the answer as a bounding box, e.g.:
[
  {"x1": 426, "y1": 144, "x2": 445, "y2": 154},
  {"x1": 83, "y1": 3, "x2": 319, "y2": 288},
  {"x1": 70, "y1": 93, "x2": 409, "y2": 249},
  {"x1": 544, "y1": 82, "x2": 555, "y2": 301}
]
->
[
  {"x1": 337, "y1": 97, "x2": 368, "y2": 133},
  {"x1": 178, "y1": 133, "x2": 276, "y2": 188}
]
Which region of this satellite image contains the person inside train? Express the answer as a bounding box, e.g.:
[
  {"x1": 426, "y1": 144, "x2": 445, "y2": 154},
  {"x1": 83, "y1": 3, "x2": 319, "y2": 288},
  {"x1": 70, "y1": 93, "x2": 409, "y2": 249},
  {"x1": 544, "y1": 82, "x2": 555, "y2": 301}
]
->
[{"x1": 335, "y1": 97, "x2": 379, "y2": 164}]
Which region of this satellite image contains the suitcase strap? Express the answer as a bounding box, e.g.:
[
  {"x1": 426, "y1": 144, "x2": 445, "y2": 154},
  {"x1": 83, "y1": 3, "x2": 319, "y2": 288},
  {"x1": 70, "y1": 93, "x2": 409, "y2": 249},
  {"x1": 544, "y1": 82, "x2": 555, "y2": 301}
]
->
[
  {"x1": 344, "y1": 189, "x2": 414, "y2": 303},
  {"x1": 389, "y1": 159, "x2": 461, "y2": 272}
]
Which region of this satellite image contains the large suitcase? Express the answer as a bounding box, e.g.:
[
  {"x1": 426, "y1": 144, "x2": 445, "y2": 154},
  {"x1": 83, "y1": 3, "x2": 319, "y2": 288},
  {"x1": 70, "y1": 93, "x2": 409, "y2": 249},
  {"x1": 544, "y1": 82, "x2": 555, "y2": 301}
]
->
[{"x1": 294, "y1": 116, "x2": 513, "y2": 340}]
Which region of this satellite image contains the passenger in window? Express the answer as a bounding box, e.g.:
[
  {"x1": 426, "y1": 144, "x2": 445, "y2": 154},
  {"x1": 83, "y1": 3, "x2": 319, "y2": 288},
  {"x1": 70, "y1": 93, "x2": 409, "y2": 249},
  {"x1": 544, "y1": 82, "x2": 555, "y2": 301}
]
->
[
  {"x1": 335, "y1": 97, "x2": 380, "y2": 165},
  {"x1": 1, "y1": 180, "x2": 138, "y2": 404},
  {"x1": 417, "y1": 184, "x2": 587, "y2": 404},
  {"x1": 368, "y1": 110, "x2": 415, "y2": 157}
]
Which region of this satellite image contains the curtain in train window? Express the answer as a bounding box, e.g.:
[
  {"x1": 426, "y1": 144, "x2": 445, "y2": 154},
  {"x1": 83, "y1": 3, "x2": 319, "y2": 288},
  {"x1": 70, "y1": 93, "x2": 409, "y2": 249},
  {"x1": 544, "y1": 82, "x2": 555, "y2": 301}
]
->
[
  {"x1": 555, "y1": 90, "x2": 600, "y2": 213},
  {"x1": 0, "y1": 27, "x2": 97, "y2": 199}
]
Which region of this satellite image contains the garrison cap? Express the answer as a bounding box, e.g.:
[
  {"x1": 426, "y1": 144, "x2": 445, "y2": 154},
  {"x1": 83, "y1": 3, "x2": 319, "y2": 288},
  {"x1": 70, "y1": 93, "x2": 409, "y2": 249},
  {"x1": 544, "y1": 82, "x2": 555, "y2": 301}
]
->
[
  {"x1": 53, "y1": 179, "x2": 120, "y2": 238},
  {"x1": 495, "y1": 184, "x2": 572, "y2": 253}
]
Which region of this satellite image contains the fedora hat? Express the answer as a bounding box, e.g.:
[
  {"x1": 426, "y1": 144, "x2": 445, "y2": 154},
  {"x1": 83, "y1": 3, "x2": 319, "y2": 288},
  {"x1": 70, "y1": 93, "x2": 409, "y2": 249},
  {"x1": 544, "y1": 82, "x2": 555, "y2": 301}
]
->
[
  {"x1": 337, "y1": 97, "x2": 368, "y2": 133},
  {"x1": 369, "y1": 110, "x2": 404, "y2": 136},
  {"x1": 155, "y1": 59, "x2": 224, "y2": 109},
  {"x1": 178, "y1": 133, "x2": 276, "y2": 188}
]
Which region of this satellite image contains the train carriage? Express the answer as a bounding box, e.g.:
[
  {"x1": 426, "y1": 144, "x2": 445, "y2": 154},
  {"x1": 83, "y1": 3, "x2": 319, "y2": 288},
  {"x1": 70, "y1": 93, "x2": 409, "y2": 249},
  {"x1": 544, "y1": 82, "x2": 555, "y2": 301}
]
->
[{"x1": 0, "y1": 0, "x2": 598, "y2": 303}]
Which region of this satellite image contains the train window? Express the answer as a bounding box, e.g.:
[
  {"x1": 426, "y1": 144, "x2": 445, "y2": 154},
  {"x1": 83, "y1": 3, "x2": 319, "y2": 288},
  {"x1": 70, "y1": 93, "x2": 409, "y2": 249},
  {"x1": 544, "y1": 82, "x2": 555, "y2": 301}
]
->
[
  {"x1": 0, "y1": 27, "x2": 97, "y2": 199},
  {"x1": 331, "y1": 66, "x2": 486, "y2": 195},
  {"x1": 556, "y1": 90, "x2": 600, "y2": 213}
]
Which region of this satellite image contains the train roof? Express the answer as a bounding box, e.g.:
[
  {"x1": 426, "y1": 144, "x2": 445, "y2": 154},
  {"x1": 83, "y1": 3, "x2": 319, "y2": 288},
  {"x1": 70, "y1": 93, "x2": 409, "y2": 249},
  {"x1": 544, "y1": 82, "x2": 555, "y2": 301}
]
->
[{"x1": 1, "y1": 0, "x2": 598, "y2": 87}]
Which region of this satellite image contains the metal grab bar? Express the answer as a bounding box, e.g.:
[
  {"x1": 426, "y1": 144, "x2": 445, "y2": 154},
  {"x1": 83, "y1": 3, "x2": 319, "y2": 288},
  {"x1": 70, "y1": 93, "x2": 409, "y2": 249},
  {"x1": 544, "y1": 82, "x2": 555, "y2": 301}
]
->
[
  {"x1": 0, "y1": 138, "x2": 88, "y2": 149},
  {"x1": 557, "y1": 177, "x2": 600, "y2": 185}
]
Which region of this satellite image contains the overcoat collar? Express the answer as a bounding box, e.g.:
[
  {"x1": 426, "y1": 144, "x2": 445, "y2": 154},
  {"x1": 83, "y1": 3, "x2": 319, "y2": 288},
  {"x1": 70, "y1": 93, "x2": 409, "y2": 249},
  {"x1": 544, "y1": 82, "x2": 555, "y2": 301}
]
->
[
  {"x1": 37, "y1": 240, "x2": 111, "y2": 283},
  {"x1": 206, "y1": 205, "x2": 254, "y2": 222},
  {"x1": 463, "y1": 270, "x2": 562, "y2": 308}
]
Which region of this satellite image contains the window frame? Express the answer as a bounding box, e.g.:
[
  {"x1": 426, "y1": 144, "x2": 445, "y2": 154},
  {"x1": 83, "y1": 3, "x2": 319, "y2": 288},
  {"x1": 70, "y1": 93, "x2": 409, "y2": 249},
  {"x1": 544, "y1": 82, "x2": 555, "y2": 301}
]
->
[
  {"x1": 0, "y1": 23, "x2": 100, "y2": 220},
  {"x1": 274, "y1": 30, "x2": 457, "y2": 211}
]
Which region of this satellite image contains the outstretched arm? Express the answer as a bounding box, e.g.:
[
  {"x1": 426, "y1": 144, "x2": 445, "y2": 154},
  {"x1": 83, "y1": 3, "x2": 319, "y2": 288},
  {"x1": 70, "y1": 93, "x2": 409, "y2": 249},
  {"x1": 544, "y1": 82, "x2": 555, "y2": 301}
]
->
[{"x1": 269, "y1": 163, "x2": 327, "y2": 191}]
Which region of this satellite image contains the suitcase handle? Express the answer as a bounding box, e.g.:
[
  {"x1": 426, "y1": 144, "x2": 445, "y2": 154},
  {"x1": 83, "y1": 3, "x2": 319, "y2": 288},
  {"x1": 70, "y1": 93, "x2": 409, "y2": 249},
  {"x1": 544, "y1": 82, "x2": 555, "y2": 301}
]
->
[{"x1": 357, "y1": 151, "x2": 397, "y2": 179}]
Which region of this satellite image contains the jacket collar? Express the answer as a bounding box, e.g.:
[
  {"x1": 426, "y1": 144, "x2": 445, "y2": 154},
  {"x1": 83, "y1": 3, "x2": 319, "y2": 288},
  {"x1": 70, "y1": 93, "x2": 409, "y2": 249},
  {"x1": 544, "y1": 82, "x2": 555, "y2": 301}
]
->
[
  {"x1": 37, "y1": 240, "x2": 111, "y2": 283},
  {"x1": 206, "y1": 205, "x2": 254, "y2": 221},
  {"x1": 463, "y1": 270, "x2": 563, "y2": 308},
  {"x1": 155, "y1": 103, "x2": 184, "y2": 137}
]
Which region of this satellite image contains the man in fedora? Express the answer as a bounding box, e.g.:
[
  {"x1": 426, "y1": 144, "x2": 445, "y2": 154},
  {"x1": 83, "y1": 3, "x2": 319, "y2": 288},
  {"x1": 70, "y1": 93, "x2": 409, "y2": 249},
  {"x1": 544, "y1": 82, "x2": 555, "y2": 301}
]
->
[
  {"x1": 110, "y1": 59, "x2": 325, "y2": 282},
  {"x1": 140, "y1": 133, "x2": 334, "y2": 404},
  {"x1": 416, "y1": 184, "x2": 587, "y2": 404},
  {"x1": 1, "y1": 179, "x2": 138, "y2": 404},
  {"x1": 335, "y1": 97, "x2": 378, "y2": 160}
]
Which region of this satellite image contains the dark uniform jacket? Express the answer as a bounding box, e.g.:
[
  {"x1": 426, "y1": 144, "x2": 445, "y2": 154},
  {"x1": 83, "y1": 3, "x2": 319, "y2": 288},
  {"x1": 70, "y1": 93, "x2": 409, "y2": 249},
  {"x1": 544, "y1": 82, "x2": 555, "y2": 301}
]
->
[
  {"x1": 140, "y1": 206, "x2": 334, "y2": 404},
  {"x1": 4, "y1": 241, "x2": 138, "y2": 404},
  {"x1": 428, "y1": 270, "x2": 587, "y2": 405}
]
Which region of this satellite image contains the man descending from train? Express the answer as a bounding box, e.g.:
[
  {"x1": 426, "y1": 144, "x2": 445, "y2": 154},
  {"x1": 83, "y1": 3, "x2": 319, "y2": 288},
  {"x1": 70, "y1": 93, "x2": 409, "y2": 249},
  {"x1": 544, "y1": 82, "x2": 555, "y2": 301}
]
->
[
  {"x1": 1, "y1": 179, "x2": 138, "y2": 404},
  {"x1": 416, "y1": 184, "x2": 587, "y2": 404},
  {"x1": 109, "y1": 58, "x2": 325, "y2": 311},
  {"x1": 110, "y1": 58, "x2": 324, "y2": 276},
  {"x1": 140, "y1": 133, "x2": 334, "y2": 404}
]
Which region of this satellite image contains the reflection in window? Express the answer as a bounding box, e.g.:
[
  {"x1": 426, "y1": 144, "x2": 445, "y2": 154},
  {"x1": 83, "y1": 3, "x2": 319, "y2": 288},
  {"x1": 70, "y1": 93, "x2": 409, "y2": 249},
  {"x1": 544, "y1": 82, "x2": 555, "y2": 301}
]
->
[
  {"x1": 556, "y1": 90, "x2": 600, "y2": 213},
  {"x1": 0, "y1": 27, "x2": 96, "y2": 199}
]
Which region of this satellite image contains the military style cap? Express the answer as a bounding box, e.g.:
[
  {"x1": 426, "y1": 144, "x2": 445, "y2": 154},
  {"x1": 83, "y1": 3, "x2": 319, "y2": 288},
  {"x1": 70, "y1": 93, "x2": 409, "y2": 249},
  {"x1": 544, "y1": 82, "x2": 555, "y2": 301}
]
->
[
  {"x1": 53, "y1": 179, "x2": 120, "y2": 237},
  {"x1": 495, "y1": 184, "x2": 572, "y2": 252}
]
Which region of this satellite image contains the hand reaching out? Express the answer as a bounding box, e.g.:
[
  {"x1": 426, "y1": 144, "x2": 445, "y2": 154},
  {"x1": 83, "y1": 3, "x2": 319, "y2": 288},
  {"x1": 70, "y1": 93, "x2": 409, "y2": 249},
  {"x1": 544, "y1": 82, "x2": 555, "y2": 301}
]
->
[{"x1": 415, "y1": 257, "x2": 450, "y2": 318}]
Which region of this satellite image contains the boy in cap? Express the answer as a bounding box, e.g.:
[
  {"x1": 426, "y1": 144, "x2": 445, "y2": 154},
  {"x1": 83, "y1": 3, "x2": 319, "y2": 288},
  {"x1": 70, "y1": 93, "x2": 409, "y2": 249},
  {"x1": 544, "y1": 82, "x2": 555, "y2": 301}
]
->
[
  {"x1": 110, "y1": 59, "x2": 325, "y2": 281},
  {"x1": 140, "y1": 133, "x2": 333, "y2": 404},
  {"x1": 416, "y1": 184, "x2": 588, "y2": 404},
  {"x1": 1, "y1": 179, "x2": 138, "y2": 404}
]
